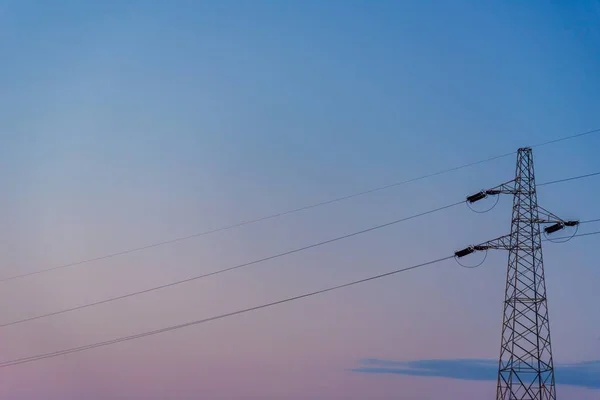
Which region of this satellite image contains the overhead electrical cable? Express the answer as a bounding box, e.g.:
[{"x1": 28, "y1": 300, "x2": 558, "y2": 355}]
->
[
  {"x1": 1, "y1": 171, "x2": 598, "y2": 329},
  {"x1": 0, "y1": 202, "x2": 463, "y2": 328},
  {"x1": 3, "y1": 128, "x2": 599, "y2": 283},
  {"x1": 537, "y1": 171, "x2": 600, "y2": 187},
  {"x1": 0, "y1": 227, "x2": 597, "y2": 369},
  {"x1": 0, "y1": 256, "x2": 454, "y2": 368},
  {"x1": 550, "y1": 230, "x2": 600, "y2": 240}
]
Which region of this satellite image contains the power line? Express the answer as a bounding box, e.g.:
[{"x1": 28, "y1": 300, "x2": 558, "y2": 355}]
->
[
  {"x1": 537, "y1": 171, "x2": 600, "y2": 187},
  {"x1": 3, "y1": 128, "x2": 599, "y2": 283},
  {"x1": 0, "y1": 227, "x2": 597, "y2": 368},
  {"x1": 3, "y1": 175, "x2": 499, "y2": 283},
  {"x1": 572, "y1": 231, "x2": 600, "y2": 238},
  {"x1": 0, "y1": 256, "x2": 454, "y2": 368},
  {"x1": 580, "y1": 219, "x2": 600, "y2": 224},
  {"x1": 549, "y1": 230, "x2": 600, "y2": 241},
  {"x1": 530, "y1": 127, "x2": 600, "y2": 147},
  {"x1": 1, "y1": 219, "x2": 597, "y2": 334},
  {"x1": 0, "y1": 202, "x2": 463, "y2": 328},
  {"x1": 0, "y1": 169, "x2": 596, "y2": 331},
  {"x1": 0, "y1": 171, "x2": 597, "y2": 329}
]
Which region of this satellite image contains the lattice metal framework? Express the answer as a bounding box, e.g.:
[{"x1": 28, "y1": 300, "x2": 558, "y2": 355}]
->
[
  {"x1": 455, "y1": 148, "x2": 579, "y2": 399},
  {"x1": 496, "y1": 147, "x2": 555, "y2": 399}
]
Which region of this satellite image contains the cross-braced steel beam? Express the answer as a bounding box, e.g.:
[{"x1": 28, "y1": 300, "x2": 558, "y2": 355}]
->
[{"x1": 456, "y1": 147, "x2": 579, "y2": 400}]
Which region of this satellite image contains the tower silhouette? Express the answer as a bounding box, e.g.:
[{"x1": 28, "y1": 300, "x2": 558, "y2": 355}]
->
[
  {"x1": 456, "y1": 148, "x2": 579, "y2": 399},
  {"x1": 496, "y1": 147, "x2": 555, "y2": 399}
]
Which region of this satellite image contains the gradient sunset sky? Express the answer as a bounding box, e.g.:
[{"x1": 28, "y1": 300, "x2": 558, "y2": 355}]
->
[{"x1": 1, "y1": 1, "x2": 600, "y2": 399}]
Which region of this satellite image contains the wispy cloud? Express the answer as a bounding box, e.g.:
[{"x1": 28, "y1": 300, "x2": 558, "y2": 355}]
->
[{"x1": 352, "y1": 359, "x2": 600, "y2": 389}]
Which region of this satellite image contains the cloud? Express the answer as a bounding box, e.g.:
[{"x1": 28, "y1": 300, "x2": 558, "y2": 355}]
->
[{"x1": 352, "y1": 359, "x2": 600, "y2": 389}]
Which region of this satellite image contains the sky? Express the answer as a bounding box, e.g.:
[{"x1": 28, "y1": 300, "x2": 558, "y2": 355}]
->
[{"x1": 1, "y1": 0, "x2": 600, "y2": 398}]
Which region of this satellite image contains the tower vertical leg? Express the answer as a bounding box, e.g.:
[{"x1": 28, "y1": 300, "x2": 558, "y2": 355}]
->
[{"x1": 495, "y1": 148, "x2": 556, "y2": 400}]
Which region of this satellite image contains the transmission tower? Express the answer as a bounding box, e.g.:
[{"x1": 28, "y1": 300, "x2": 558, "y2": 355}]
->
[{"x1": 455, "y1": 147, "x2": 578, "y2": 400}]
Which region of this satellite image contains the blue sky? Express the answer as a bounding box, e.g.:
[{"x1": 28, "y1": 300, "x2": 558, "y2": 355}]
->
[{"x1": 1, "y1": 1, "x2": 599, "y2": 399}]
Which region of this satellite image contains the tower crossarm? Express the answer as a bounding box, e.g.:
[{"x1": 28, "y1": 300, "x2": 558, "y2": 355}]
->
[
  {"x1": 535, "y1": 205, "x2": 579, "y2": 234},
  {"x1": 474, "y1": 233, "x2": 514, "y2": 251},
  {"x1": 466, "y1": 178, "x2": 519, "y2": 203},
  {"x1": 454, "y1": 234, "x2": 515, "y2": 258}
]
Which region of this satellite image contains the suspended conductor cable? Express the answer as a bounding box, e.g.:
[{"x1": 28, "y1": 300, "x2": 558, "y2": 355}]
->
[
  {"x1": 547, "y1": 230, "x2": 600, "y2": 241},
  {"x1": 2, "y1": 128, "x2": 598, "y2": 283},
  {"x1": 531, "y1": 127, "x2": 600, "y2": 148},
  {"x1": 0, "y1": 156, "x2": 512, "y2": 283},
  {"x1": 538, "y1": 171, "x2": 600, "y2": 187},
  {"x1": 0, "y1": 231, "x2": 596, "y2": 366},
  {"x1": 3, "y1": 227, "x2": 597, "y2": 368},
  {"x1": 0, "y1": 256, "x2": 454, "y2": 368},
  {"x1": 0, "y1": 202, "x2": 463, "y2": 328}
]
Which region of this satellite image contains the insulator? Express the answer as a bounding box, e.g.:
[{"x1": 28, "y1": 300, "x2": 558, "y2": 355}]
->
[
  {"x1": 564, "y1": 220, "x2": 579, "y2": 227},
  {"x1": 544, "y1": 223, "x2": 564, "y2": 234},
  {"x1": 455, "y1": 247, "x2": 475, "y2": 258},
  {"x1": 466, "y1": 192, "x2": 486, "y2": 203}
]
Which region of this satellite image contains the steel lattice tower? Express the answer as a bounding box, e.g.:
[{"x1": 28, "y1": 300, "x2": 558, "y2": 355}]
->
[
  {"x1": 455, "y1": 147, "x2": 579, "y2": 400},
  {"x1": 496, "y1": 148, "x2": 555, "y2": 400}
]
